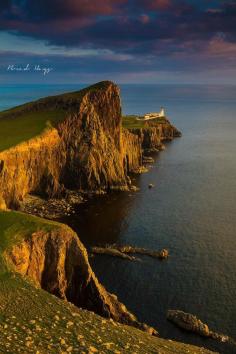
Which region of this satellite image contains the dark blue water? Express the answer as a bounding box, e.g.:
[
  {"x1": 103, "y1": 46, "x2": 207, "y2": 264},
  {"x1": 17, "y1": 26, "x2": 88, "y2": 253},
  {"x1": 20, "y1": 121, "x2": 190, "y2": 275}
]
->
[{"x1": 1, "y1": 84, "x2": 236, "y2": 353}]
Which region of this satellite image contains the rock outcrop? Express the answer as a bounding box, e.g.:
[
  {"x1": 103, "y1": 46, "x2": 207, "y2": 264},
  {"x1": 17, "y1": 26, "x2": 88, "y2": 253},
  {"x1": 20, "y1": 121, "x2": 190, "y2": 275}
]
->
[
  {"x1": 0, "y1": 81, "x2": 180, "y2": 209},
  {"x1": 130, "y1": 119, "x2": 181, "y2": 154},
  {"x1": 91, "y1": 245, "x2": 169, "y2": 261},
  {"x1": 5, "y1": 224, "x2": 157, "y2": 335},
  {"x1": 167, "y1": 310, "x2": 230, "y2": 343}
]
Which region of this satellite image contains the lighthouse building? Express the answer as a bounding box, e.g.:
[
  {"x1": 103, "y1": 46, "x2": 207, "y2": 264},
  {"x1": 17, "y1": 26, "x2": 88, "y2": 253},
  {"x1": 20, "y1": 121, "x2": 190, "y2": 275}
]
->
[{"x1": 144, "y1": 108, "x2": 166, "y2": 120}]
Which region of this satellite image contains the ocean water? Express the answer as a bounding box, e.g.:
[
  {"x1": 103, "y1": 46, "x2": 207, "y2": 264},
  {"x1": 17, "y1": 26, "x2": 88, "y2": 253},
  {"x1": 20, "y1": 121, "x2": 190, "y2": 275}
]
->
[{"x1": 1, "y1": 84, "x2": 236, "y2": 353}]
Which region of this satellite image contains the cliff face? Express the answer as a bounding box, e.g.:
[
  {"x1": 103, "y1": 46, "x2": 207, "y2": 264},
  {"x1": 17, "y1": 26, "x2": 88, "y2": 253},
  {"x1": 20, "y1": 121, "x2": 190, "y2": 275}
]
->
[
  {"x1": 130, "y1": 120, "x2": 181, "y2": 153},
  {"x1": 0, "y1": 129, "x2": 64, "y2": 208},
  {"x1": 122, "y1": 128, "x2": 142, "y2": 176},
  {"x1": 5, "y1": 223, "x2": 156, "y2": 334},
  {"x1": 57, "y1": 85, "x2": 132, "y2": 191},
  {"x1": 0, "y1": 82, "x2": 140, "y2": 208}
]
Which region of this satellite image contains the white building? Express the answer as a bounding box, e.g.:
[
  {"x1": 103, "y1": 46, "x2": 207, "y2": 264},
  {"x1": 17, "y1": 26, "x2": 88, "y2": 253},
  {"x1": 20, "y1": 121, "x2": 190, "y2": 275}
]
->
[{"x1": 144, "y1": 108, "x2": 165, "y2": 120}]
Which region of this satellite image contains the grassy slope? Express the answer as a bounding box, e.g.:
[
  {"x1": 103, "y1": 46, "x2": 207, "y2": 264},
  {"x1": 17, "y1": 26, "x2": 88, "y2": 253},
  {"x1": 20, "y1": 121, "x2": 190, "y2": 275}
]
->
[
  {"x1": 0, "y1": 81, "x2": 111, "y2": 153},
  {"x1": 0, "y1": 211, "x2": 59, "y2": 277},
  {"x1": 0, "y1": 110, "x2": 65, "y2": 152},
  {"x1": 122, "y1": 115, "x2": 167, "y2": 129},
  {"x1": 0, "y1": 210, "x2": 216, "y2": 354}
]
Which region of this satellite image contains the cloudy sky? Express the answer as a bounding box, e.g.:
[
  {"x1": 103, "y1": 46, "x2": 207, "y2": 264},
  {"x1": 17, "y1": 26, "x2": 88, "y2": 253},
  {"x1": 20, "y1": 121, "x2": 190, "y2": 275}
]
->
[{"x1": 1, "y1": 0, "x2": 236, "y2": 83}]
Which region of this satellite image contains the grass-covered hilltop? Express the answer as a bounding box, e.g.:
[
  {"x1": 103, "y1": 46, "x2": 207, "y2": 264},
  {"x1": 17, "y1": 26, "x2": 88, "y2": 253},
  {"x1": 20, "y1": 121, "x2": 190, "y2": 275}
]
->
[
  {"x1": 0, "y1": 81, "x2": 216, "y2": 353},
  {"x1": 122, "y1": 114, "x2": 167, "y2": 129},
  {"x1": 0, "y1": 82, "x2": 110, "y2": 153}
]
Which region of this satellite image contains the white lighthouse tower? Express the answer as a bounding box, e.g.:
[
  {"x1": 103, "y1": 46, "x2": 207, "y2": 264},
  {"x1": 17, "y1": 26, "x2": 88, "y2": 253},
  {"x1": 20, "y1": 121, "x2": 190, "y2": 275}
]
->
[{"x1": 159, "y1": 107, "x2": 165, "y2": 117}]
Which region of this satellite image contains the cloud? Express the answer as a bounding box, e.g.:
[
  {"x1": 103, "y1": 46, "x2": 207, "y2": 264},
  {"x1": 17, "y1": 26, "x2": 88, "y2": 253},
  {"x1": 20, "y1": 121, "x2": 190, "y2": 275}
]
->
[
  {"x1": 0, "y1": 0, "x2": 10, "y2": 10},
  {"x1": 140, "y1": 14, "x2": 150, "y2": 24},
  {"x1": 2, "y1": 0, "x2": 127, "y2": 20},
  {"x1": 1, "y1": 0, "x2": 236, "y2": 83},
  {"x1": 1, "y1": 0, "x2": 236, "y2": 50},
  {"x1": 27, "y1": 0, "x2": 127, "y2": 21},
  {"x1": 137, "y1": 0, "x2": 172, "y2": 11}
]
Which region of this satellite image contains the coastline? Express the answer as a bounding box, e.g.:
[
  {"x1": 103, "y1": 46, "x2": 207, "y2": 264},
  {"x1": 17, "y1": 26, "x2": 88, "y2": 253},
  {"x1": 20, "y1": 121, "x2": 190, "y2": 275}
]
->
[{"x1": 0, "y1": 81, "x2": 223, "y2": 354}]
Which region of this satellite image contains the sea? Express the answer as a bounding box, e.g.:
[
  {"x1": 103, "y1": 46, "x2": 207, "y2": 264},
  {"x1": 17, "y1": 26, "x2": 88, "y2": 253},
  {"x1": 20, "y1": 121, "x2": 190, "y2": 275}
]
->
[{"x1": 1, "y1": 84, "x2": 236, "y2": 353}]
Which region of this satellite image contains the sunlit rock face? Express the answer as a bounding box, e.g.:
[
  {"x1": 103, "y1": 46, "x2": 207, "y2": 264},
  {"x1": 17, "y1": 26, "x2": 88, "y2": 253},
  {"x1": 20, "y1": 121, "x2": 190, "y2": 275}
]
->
[{"x1": 6, "y1": 224, "x2": 157, "y2": 335}]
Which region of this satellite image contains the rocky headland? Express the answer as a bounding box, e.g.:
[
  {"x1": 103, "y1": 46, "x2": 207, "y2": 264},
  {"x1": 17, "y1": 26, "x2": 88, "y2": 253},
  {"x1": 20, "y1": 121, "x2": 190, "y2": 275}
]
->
[{"x1": 0, "y1": 81, "x2": 180, "y2": 210}]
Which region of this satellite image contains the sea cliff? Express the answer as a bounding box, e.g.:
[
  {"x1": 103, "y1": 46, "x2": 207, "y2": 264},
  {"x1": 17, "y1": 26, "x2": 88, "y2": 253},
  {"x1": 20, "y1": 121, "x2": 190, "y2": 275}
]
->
[
  {"x1": 0, "y1": 81, "x2": 180, "y2": 209},
  {"x1": 3, "y1": 212, "x2": 155, "y2": 334}
]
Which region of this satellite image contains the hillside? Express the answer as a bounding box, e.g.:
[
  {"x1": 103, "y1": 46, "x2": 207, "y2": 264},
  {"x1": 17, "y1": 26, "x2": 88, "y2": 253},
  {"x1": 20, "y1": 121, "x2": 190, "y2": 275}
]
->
[
  {"x1": 0, "y1": 210, "x2": 216, "y2": 354},
  {"x1": 0, "y1": 210, "x2": 154, "y2": 333}
]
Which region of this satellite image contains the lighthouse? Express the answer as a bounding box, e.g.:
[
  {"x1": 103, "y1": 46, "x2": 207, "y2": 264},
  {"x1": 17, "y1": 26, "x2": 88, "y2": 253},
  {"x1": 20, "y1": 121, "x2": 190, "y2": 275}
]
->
[
  {"x1": 159, "y1": 107, "x2": 165, "y2": 117},
  {"x1": 143, "y1": 107, "x2": 166, "y2": 120}
]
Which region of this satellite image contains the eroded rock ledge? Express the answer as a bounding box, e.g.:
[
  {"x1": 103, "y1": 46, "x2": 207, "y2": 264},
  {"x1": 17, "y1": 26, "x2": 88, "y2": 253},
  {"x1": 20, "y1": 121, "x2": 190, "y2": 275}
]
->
[
  {"x1": 5, "y1": 225, "x2": 158, "y2": 336},
  {"x1": 91, "y1": 245, "x2": 169, "y2": 261}
]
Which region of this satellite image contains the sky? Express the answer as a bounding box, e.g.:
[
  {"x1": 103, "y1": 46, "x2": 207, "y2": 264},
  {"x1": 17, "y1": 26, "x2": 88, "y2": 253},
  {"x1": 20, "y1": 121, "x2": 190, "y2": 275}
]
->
[{"x1": 0, "y1": 0, "x2": 236, "y2": 84}]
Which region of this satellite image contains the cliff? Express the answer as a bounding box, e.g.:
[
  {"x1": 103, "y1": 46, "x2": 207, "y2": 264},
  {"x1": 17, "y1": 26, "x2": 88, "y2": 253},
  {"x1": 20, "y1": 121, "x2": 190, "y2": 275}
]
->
[
  {"x1": 2, "y1": 210, "x2": 156, "y2": 334},
  {"x1": 130, "y1": 120, "x2": 181, "y2": 153},
  {"x1": 0, "y1": 81, "x2": 180, "y2": 209}
]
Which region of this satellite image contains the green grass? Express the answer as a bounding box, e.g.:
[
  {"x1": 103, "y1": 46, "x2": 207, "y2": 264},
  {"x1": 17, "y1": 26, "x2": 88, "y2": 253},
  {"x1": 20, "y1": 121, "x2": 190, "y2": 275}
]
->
[
  {"x1": 122, "y1": 115, "x2": 147, "y2": 129},
  {"x1": 0, "y1": 110, "x2": 66, "y2": 152},
  {"x1": 0, "y1": 81, "x2": 113, "y2": 153},
  {"x1": 0, "y1": 211, "x2": 60, "y2": 276},
  {"x1": 122, "y1": 115, "x2": 167, "y2": 129},
  {"x1": 0, "y1": 274, "x2": 216, "y2": 354},
  {"x1": 0, "y1": 210, "x2": 59, "y2": 251}
]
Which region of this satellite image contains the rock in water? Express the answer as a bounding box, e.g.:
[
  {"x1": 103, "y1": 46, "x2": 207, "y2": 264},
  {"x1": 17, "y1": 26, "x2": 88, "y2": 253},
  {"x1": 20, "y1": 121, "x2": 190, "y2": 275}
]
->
[
  {"x1": 91, "y1": 247, "x2": 137, "y2": 261},
  {"x1": 158, "y1": 249, "x2": 169, "y2": 259},
  {"x1": 167, "y1": 310, "x2": 210, "y2": 337},
  {"x1": 167, "y1": 310, "x2": 230, "y2": 343},
  {"x1": 91, "y1": 245, "x2": 169, "y2": 261}
]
